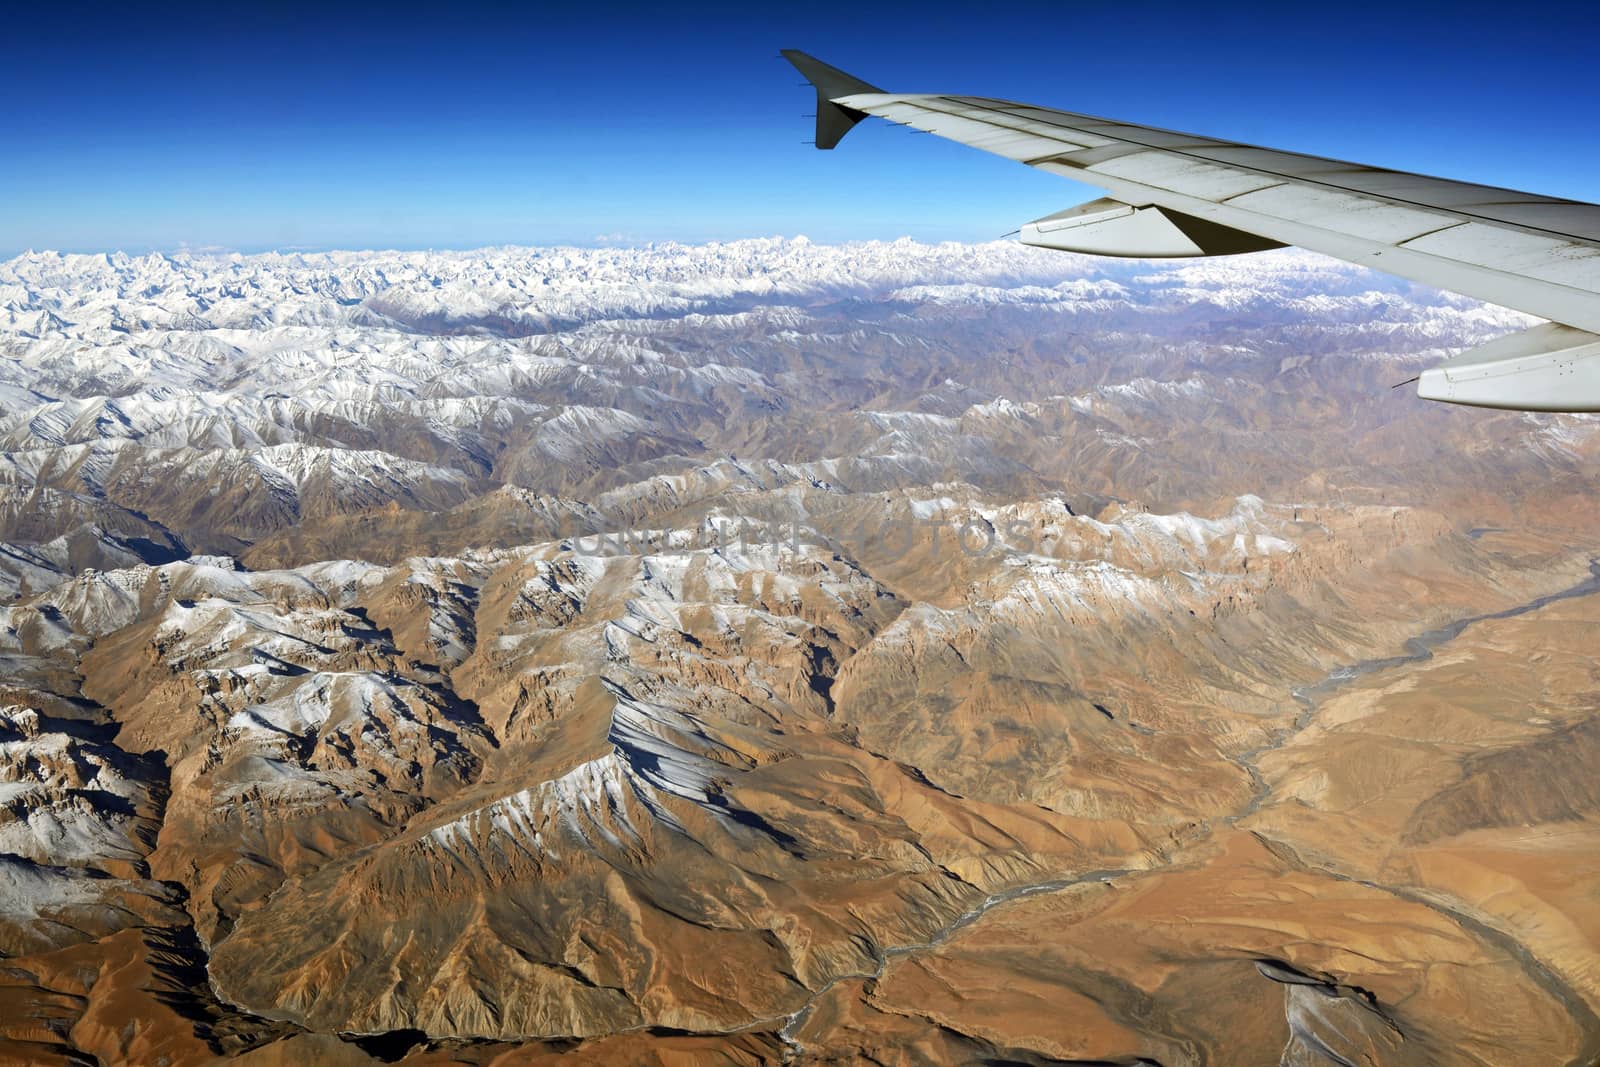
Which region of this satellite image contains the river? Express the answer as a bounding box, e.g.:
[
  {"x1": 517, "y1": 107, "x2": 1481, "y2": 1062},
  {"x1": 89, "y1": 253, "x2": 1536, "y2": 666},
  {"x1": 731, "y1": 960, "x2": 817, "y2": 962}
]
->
[{"x1": 778, "y1": 558, "x2": 1600, "y2": 1063}]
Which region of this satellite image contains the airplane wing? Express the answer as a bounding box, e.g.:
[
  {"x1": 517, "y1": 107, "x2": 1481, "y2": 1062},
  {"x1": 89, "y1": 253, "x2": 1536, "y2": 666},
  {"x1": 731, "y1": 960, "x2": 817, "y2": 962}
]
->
[{"x1": 781, "y1": 50, "x2": 1600, "y2": 412}]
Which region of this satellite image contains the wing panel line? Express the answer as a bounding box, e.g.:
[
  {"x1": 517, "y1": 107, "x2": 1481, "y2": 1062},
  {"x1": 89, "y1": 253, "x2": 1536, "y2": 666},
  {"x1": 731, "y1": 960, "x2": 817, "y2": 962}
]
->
[{"x1": 841, "y1": 94, "x2": 1600, "y2": 249}]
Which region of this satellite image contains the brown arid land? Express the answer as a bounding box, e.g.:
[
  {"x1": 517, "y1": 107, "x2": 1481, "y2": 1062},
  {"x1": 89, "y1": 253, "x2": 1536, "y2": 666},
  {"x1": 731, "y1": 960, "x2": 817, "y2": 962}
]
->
[{"x1": 0, "y1": 242, "x2": 1597, "y2": 1065}]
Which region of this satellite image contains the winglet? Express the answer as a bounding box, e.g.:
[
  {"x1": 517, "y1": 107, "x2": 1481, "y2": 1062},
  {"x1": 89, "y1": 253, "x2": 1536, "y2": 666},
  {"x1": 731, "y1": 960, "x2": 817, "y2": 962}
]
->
[{"x1": 781, "y1": 50, "x2": 881, "y2": 149}]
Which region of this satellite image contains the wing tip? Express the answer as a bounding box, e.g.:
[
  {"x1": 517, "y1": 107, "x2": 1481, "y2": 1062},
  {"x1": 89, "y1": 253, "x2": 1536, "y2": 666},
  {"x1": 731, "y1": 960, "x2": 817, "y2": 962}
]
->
[
  {"x1": 781, "y1": 50, "x2": 881, "y2": 150},
  {"x1": 780, "y1": 51, "x2": 882, "y2": 97}
]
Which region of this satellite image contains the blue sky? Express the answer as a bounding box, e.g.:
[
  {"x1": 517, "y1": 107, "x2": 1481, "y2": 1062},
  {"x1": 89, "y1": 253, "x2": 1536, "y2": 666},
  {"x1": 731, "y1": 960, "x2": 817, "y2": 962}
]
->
[{"x1": 5, "y1": 0, "x2": 1598, "y2": 255}]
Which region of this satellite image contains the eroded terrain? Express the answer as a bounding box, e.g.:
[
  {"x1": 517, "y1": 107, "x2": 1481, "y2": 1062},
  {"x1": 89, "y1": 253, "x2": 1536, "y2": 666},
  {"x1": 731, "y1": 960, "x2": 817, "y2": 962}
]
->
[{"x1": 0, "y1": 241, "x2": 1597, "y2": 1065}]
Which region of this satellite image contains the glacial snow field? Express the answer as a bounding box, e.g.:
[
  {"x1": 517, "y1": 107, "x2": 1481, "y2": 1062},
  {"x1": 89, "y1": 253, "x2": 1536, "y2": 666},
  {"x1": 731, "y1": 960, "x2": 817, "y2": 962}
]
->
[{"x1": 1, "y1": 240, "x2": 1599, "y2": 1065}]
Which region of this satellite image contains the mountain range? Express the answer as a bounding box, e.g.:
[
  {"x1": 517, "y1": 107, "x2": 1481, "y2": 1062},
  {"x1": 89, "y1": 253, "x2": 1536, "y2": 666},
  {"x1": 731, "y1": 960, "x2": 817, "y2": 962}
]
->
[{"x1": 1, "y1": 239, "x2": 1597, "y2": 1065}]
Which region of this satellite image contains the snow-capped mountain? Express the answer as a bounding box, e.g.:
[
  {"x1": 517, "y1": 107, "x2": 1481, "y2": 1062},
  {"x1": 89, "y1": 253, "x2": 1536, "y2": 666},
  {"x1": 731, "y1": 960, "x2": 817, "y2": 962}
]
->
[
  {"x1": 0, "y1": 239, "x2": 1558, "y2": 597},
  {"x1": 0, "y1": 240, "x2": 1597, "y2": 1066}
]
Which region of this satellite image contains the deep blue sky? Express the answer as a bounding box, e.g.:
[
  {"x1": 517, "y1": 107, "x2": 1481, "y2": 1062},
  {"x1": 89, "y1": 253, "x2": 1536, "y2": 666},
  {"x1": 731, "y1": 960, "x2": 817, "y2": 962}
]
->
[{"x1": 5, "y1": 0, "x2": 1598, "y2": 256}]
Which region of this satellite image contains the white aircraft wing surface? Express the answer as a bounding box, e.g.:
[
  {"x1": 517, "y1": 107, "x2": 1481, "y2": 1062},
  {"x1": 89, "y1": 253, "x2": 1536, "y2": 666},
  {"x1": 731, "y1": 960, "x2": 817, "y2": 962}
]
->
[{"x1": 783, "y1": 50, "x2": 1600, "y2": 412}]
